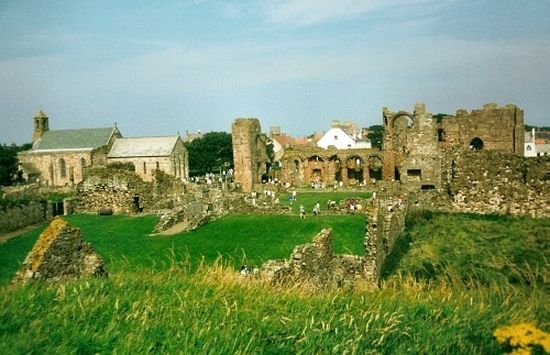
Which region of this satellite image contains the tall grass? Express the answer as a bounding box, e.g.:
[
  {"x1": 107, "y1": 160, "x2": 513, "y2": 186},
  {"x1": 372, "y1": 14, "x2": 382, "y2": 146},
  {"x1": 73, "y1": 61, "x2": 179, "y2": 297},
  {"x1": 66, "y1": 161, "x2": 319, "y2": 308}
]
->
[
  {"x1": 382, "y1": 212, "x2": 549, "y2": 290},
  {"x1": 0, "y1": 258, "x2": 545, "y2": 354}
]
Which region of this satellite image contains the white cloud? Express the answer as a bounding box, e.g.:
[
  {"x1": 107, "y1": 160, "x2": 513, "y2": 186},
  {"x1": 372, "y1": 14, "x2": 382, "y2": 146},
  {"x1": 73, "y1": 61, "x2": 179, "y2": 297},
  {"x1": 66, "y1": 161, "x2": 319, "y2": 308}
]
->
[{"x1": 262, "y1": 0, "x2": 448, "y2": 27}]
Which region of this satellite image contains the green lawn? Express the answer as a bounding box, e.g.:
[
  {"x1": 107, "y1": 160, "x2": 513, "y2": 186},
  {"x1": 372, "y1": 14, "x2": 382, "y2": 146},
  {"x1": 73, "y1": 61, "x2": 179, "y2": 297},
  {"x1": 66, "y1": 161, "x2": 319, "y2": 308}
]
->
[{"x1": 0, "y1": 213, "x2": 365, "y2": 286}]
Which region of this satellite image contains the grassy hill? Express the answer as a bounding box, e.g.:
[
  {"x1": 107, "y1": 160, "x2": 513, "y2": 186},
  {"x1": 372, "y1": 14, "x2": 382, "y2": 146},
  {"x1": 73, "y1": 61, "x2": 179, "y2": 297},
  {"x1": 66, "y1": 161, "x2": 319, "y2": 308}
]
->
[{"x1": 0, "y1": 211, "x2": 548, "y2": 353}]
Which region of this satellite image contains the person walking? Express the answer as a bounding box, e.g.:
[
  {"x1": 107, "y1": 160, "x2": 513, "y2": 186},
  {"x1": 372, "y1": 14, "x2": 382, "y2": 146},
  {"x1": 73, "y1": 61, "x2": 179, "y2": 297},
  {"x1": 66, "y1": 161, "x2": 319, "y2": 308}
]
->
[
  {"x1": 313, "y1": 201, "x2": 320, "y2": 216},
  {"x1": 299, "y1": 204, "x2": 306, "y2": 219}
]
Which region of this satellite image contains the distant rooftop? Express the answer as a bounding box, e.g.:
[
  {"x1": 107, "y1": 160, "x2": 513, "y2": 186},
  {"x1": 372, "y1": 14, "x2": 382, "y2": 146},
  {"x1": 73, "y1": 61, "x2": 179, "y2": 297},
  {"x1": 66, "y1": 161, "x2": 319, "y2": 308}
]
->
[
  {"x1": 34, "y1": 127, "x2": 118, "y2": 151},
  {"x1": 108, "y1": 136, "x2": 180, "y2": 158}
]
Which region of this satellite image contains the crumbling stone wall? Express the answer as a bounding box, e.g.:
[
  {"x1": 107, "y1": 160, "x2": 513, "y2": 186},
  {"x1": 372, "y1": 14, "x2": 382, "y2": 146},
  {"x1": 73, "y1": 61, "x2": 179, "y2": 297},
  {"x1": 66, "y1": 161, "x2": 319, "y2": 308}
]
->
[
  {"x1": 442, "y1": 150, "x2": 550, "y2": 218},
  {"x1": 439, "y1": 103, "x2": 524, "y2": 155},
  {"x1": 154, "y1": 185, "x2": 249, "y2": 233},
  {"x1": 74, "y1": 165, "x2": 155, "y2": 214},
  {"x1": 364, "y1": 191, "x2": 409, "y2": 282},
  {"x1": 382, "y1": 103, "x2": 443, "y2": 190},
  {"x1": 260, "y1": 229, "x2": 365, "y2": 290},
  {"x1": 13, "y1": 218, "x2": 106, "y2": 283},
  {"x1": 231, "y1": 118, "x2": 268, "y2": 192}
]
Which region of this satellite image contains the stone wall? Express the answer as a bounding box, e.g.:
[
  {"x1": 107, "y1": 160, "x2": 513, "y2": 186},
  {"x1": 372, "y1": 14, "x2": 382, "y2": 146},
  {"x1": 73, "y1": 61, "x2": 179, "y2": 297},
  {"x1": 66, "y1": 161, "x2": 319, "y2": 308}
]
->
[
  {"x1": 440, "y1": 103, "x2": 524, "y2": 155},
  {"x1": 231, "y1": 118, "x2": 268, "y2": 192},
  {"x1": 154, "y1": 185, "x2": 249, "y2": 233},
  {"x1": 260, "y1": 229, "x2": 365, "y2": 290},
  {"x1": 13, "y1": 218, "x2": 106, "y2": 284},
  {"x1": 74, "y1": 166, "x2": 155, "y2": 214},
  {"x1": 279, "y1": 146, "x2": 382, "y2": 187},
  {"x1": 442, "y1": 150, "x2": 550, "y2": 218},
  {"x1": 363, "y1": 191, "x2": 409, "y2": 283}
]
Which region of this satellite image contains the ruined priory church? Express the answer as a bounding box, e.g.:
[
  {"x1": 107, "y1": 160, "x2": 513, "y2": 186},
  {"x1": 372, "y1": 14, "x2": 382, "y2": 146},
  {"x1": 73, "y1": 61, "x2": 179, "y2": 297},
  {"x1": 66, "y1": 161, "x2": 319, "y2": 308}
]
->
[{"x1": 18, "y1": 111, "x2": 189, "y2": 186}]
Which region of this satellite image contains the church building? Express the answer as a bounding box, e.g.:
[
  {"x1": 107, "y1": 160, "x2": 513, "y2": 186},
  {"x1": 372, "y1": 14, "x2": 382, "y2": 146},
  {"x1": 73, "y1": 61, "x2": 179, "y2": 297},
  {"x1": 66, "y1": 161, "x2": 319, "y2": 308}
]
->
[{"x1": 18, "y1": 111, "x2": 188, "y2": 186}]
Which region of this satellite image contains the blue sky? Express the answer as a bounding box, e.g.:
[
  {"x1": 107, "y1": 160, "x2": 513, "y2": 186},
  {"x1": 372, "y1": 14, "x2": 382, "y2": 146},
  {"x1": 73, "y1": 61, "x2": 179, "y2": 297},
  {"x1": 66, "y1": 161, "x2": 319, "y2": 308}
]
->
[{"x1": 1, "y1": 0, "x2": 549, "y2": 144}]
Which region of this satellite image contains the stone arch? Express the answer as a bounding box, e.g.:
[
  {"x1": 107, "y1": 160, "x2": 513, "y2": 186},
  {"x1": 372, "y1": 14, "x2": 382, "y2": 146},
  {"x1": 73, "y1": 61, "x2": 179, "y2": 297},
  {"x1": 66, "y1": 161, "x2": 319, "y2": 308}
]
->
[
  {"x1": 368, "y1": 155, "x2": 383, "y2": 181},
  {"x1": 391, "y1": 111, "x2": 415, "y2": 128},
  {"x1": 345, "y1": 156, "x2": 364, "y2": 183},
  {"x1": 470, "y1": 137, "x2": 484, "y2": 150}
]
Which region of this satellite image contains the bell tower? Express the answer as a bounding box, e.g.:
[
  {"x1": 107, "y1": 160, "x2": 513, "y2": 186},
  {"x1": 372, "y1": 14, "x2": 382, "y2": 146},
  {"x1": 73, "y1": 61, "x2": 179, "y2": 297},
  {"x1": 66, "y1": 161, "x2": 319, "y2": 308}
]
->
[{"x1": 32, "y1": 110, "x2": 49, "y2": 146}]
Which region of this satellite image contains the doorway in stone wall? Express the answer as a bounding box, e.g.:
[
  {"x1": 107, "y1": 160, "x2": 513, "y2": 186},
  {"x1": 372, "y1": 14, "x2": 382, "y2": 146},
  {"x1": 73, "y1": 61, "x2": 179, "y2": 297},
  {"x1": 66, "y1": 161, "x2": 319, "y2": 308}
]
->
[{"x1": 470, "y1": 137, "x2": 484, "y2": 150}]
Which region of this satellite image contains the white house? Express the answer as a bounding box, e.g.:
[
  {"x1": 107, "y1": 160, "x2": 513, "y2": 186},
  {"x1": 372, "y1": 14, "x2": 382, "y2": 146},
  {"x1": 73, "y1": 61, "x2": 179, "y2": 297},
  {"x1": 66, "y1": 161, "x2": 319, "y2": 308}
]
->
[
  {"x1": 524, "y1": 129, "x2": 536, "y2": 157},
  {"x1": 317, "y1": 127, "x2": 371, "y2": 150}
]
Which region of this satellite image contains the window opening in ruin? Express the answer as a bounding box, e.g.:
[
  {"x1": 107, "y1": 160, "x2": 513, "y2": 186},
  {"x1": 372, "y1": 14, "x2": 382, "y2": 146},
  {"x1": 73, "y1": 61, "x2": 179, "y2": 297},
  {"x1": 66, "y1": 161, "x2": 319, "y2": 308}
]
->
[
  {"x1": 69, "y1": 167, "x2": 74, "y2": 183},
  {"x1": 394, "y1": 168, "x2": 401, "y2": 181},
  {"x1": 133, "y1": 196, "x2": 142, "y2": 213},
  {"x1": 80, "y1": 158, "x2": 86, "y2": 177},
  {"x1": 294, "y1": 160, "x2": 299, "y2": 172},
  {"x1": 59, "y1": 159, "x2": 66, "y2": 177},
  {"x1": 470, "y1": 137, "x2": 484, "y2": 150},
  {"x1": 368, "y1": 156, "x2": 383, "y2": 181},
  {"x1": 156, "y1": 161, "x2": 160, "y2": 170},
  {"x1": 421, "y1": 184, "x2": 435, "y2": 190},
  {"x1": 407, "y1": 169, "x2": 422, "y2": 181},
  {"x1": 437, "y1": 128, "x2": 445, "y2": 142},
  {"x1": 143, "y1": 162, "x2": 147, "y2": 174},
  {"x1": 526, "y1": 145, "x2": 532, "y2": 151}
]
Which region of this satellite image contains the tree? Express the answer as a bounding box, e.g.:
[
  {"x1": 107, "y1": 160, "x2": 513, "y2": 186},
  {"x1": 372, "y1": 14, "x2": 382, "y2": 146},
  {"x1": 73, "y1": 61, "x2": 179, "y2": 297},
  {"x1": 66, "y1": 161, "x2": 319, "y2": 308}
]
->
[
  {"x1": 0, "y1": 143, "x2": 30, "y2": 186},
  {"x1": 184, "y1": 132, "x2": 233, "y2": 176},
  {"x1": 367, "y1": 125, "x2": 384, "y2": 149}
]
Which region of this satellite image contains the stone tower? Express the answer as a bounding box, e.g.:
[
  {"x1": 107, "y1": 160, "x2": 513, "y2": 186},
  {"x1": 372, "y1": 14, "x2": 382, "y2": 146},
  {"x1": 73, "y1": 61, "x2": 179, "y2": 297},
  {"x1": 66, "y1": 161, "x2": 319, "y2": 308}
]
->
[
  {"x1": 33, "y1": 110, "x2": 49, "y2": 146},
  {"x1": 231, "y1": 118, "x2": 267, "y2": 193}
]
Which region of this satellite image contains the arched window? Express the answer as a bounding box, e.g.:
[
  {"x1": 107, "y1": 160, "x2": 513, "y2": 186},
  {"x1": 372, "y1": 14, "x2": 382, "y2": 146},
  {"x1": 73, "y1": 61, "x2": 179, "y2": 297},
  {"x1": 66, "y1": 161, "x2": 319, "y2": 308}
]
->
[{"x1": 59, "y1": 158, "x2": 66, "y2": 177}]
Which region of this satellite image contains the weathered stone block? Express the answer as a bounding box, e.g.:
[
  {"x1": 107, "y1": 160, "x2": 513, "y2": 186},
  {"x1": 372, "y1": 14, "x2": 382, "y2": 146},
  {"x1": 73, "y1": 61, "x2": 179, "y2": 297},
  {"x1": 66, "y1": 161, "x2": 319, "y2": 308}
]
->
[{"x1": 13, "y1": 218, "x2": 106, "y2": 284}]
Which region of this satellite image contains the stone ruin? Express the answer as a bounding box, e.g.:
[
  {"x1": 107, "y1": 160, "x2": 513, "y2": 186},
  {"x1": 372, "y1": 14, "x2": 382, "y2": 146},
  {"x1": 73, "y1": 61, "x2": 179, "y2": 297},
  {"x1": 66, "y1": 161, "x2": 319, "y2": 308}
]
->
[
  {"x1": 260, "y1": 228, "x2": 365, "y2": 290},
  {"x1": 231, "y1": 118, "x2": 268, "y2": 192},
  {"x1": 13, "y1": 218, "x2": 106, "y2": 284}
]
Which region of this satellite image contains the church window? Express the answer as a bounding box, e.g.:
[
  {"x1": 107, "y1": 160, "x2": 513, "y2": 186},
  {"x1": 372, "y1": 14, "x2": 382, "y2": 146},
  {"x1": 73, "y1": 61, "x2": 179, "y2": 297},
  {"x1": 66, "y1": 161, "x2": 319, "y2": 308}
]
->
[
  {"x1": 143, "y1": 162, "x2": 147, "y2": 174},
  {"x1": 59, "y1": 159, "x2": 66, "y2": 177}
]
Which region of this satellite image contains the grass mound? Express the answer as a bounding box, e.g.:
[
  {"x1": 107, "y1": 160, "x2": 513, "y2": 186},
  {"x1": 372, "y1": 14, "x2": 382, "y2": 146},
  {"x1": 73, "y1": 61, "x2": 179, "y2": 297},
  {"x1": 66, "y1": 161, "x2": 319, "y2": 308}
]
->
[{"x1": 382, "y1": 211, "x2": 549, "y2": 289}]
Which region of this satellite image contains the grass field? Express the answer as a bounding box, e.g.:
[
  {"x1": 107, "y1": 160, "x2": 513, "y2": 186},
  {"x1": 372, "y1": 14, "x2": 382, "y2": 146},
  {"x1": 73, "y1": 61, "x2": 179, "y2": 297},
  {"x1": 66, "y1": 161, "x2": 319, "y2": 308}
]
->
[
  {"x1": 0, "y1": 208, "x2": 548, "y2": 353},
  {"x1": 0, "y1": 213, "x2": 365, "y2": 286}
]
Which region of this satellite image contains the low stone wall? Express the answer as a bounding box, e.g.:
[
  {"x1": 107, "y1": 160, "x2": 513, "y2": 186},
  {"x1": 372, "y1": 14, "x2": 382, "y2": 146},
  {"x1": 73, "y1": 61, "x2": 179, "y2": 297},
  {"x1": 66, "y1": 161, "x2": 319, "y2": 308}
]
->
[
  {"x1": 13, "y1": 218, "x2": 106, "y2": 284},
  {"x1": 260, "y1": 229, "x2": 365, "y2": 290},
  {"x1": 444, "y1": 151, "x2": 549, "y2": 218},
  {"x1": 0, "y1": 201, "x2": 47, "y2": 234},
  {"x1": 74, "y1": 168, "x2": 154, "y2": 214}
]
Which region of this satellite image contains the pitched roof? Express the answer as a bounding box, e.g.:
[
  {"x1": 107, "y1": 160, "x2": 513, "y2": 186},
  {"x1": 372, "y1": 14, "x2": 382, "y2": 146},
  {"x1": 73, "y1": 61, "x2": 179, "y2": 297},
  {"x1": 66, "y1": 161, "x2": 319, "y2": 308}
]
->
[
  {"x1": 34, "y1": 127, "x2": 117, "y2": 151},
  {"x1": 108, "y1": 136, "x2": 180, "y2": 158}
]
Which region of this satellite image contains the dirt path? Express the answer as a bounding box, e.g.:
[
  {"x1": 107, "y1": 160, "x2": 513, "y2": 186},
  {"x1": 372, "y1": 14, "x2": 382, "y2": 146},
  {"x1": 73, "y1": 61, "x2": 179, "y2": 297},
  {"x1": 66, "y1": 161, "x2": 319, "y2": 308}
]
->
[{"x1": 0, "y1": 224, "x2": 43, "y2": 244}]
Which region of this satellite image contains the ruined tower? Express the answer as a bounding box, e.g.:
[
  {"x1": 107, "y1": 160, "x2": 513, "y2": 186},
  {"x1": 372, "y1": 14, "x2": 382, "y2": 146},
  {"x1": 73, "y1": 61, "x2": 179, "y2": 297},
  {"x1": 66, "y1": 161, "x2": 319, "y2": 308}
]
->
[
  {"x1": 382, "y1": 102, "x2": 442, "y2": 189},
  {"x1": 32, "y1": 110, "x2": 49, "y2": 146},
  {"x1": 231, "y1": 118, "x2": 268, "y2": 192}
]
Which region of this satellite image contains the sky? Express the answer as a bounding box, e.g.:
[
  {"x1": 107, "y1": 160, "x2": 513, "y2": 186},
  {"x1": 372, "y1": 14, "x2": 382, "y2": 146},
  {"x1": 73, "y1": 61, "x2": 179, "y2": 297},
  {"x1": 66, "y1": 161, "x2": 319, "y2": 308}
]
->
[{"x1": 1, "y1": 0, "x2": 549, "y2": 144}]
